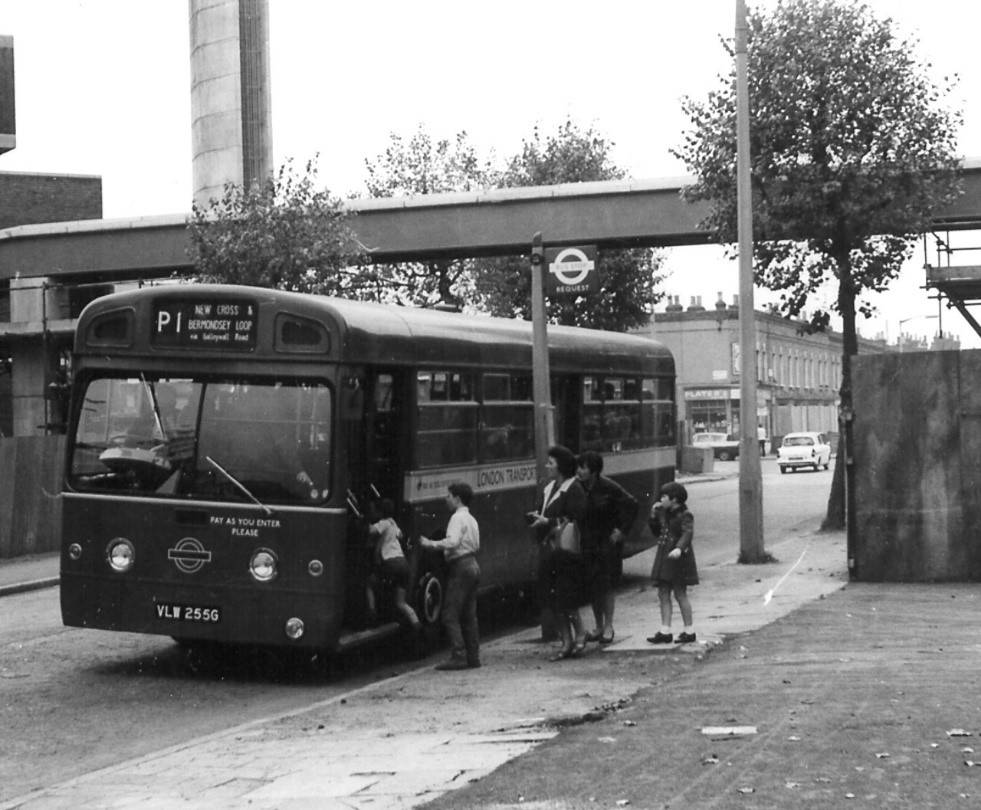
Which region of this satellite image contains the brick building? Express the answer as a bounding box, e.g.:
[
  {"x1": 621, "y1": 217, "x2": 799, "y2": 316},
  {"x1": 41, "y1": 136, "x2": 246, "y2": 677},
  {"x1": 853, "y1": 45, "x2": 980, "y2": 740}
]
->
[
  {"x1": 0, "y1": 171, "x2": 102, "y2": 231},
  {"x1": 642, "y1": 294, "x2": 894, "y2": 448}
]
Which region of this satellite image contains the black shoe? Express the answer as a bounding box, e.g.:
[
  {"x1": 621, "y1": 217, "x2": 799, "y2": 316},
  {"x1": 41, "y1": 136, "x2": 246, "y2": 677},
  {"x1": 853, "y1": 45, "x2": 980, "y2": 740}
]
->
[
  {"x1": 599, "y1": 630, "x2": 615, "y2": 645},
  {"x1": 585, "y1": 629, "x2": 602, "y2": 643},
  {"x1": 646, "y1": 632, "x2": 673, "y2": 644},
  {"x1": 467, "y1": 660, "x2": 482, "y2": 669},
  {"x1": 676, "y1": 632, "x2": 697, "y2": 644},
  {"x1": 434, "y1": 659, "x2": 469, "y2": 671}
]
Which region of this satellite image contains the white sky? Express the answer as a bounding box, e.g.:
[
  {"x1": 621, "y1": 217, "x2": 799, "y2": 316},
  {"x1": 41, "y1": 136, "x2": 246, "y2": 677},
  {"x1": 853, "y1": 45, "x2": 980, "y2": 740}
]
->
[{"x1": 2, "y1": 0, "x2": 980, "y2": 346}]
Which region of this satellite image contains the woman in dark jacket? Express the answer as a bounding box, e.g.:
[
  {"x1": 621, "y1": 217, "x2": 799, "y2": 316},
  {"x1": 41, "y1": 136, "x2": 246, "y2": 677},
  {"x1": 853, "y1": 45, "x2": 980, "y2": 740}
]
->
[
  {"x1": 529, "y1": 445, "x2": 588, "y2": 660},
  {"x1": 576, "y1": 450, "x2": 638, "y2": 645},
  {"x1": 647, "y1": 481, "x2": 698, "y2": 645}
]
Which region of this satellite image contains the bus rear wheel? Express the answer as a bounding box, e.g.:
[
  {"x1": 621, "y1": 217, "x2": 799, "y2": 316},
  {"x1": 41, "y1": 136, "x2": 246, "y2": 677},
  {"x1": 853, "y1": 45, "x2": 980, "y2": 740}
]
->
[{"x1": 416, "y1": 571, "x2": 444, "y2": 627}]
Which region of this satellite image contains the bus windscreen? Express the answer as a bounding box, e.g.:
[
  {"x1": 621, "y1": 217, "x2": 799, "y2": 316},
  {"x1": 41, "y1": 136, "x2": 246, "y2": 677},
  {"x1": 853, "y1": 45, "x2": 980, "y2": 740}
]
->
[{"x1": 68, "y1": 376, "x2": 333, "y2": 504}]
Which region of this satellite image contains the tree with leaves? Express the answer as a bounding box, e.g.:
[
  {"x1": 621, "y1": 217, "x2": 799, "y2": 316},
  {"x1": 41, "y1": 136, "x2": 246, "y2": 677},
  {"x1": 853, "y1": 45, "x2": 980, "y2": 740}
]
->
[
  {"x1": 475, "y1": 119, "x2": 665, "y2": 330},
  {"x1": 673, "y1": 0, "x2": 962, "y2": 528},
  {"x1": 361, "y1": 125, "x2": 497, "y2": 307},
  {"x1": 187, "y1": 156, "x2": 364, "y2": 295}
]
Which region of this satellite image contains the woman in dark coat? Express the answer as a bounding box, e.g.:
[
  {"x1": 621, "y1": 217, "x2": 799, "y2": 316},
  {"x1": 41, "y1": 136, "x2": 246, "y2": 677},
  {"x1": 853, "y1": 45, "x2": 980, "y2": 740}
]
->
[
  {"x1": 576, "y1": 450, "x2": 638, "y2": 645},
  {"x1": 647, "y1": 481, "x2": 698, "y2": 644},
  {"x1": 529, "y1": 445, "x2": 588, "y2": 660}
]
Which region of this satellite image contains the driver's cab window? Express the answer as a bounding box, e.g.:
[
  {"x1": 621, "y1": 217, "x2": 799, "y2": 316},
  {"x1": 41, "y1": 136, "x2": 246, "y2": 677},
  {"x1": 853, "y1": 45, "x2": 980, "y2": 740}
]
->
[{"x1": 73, "y1": 378, "x2": 200, "y2": 465}]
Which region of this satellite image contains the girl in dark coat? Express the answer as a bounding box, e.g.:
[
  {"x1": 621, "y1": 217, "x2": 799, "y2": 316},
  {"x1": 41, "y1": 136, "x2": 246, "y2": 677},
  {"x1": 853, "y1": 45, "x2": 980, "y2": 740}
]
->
[{"x1": 647, "y1": 481, "x2": 698, "y2": 644}]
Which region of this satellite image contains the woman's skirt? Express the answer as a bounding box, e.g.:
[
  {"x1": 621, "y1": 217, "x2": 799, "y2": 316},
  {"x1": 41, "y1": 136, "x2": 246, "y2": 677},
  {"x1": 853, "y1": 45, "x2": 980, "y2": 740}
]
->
[{"x1": 548, "y1": 548, "x2": 585, "y2": 612}]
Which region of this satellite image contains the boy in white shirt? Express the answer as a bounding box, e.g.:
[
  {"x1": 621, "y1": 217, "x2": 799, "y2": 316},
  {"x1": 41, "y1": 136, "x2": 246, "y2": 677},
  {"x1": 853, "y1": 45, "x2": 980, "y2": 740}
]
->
[{"x1": 419, "y1": 482, "x2": 481, "y2": 670}]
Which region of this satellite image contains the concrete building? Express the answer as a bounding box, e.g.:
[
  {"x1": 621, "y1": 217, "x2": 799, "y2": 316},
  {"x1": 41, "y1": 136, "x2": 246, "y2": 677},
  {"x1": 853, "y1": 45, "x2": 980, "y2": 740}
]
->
[
  {"x1": 0, "y1": 1, "x2": 273, "y2": 438},
  {"x1": 0, "y1": 38, "x2": 105, "y2": 437},
  {"x1": 644, "y1": 293, "x2": 894, "y2": 448}
]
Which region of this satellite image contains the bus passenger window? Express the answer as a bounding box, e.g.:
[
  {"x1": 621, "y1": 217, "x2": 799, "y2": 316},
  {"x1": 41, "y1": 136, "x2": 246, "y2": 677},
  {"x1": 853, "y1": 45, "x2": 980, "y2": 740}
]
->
[
  {"x1": 641, "y1": 379, "x2": 657, "y2": 440},
  {"x1": 581, "y1": 376, "x2": 604, "y2": 451},
  {"x1": 581, "y1": 377, "x2": 650, "y2": 453},
  {"x1": 646, "y1": 377, "x2": 675, "y2": 447},
  {"x1": 656, "y1": 404, "x2": 676, "y2": 445},
  {"x1": 480, "y1": 373, "x2": 533, "y2": 461},
  {"x1": 416, "y1": 371, "x2": 477, "y2": 468}
]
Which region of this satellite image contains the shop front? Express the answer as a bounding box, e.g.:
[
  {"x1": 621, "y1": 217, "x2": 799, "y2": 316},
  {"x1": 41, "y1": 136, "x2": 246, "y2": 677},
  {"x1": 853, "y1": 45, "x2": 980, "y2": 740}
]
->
[{"x1": 683, "y1": 386, "x2": 773, "y2": 444}]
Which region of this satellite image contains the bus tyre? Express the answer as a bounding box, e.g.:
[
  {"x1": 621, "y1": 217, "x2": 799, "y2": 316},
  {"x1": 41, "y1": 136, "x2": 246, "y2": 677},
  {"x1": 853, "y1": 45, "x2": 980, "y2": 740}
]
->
[{"x1": 417, "y1": 571, "x2": 444, "y2": 627}]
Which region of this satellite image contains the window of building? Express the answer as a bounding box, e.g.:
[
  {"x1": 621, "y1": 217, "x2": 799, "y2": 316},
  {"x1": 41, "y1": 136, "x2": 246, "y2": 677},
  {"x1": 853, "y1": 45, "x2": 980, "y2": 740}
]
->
[{"x1": 689, "y1": 400, "x2": 728, "y2": 434}]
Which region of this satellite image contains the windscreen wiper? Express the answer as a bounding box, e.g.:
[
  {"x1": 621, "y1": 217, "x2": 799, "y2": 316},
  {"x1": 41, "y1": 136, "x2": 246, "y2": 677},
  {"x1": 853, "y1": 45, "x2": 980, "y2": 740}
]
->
[{"x1": 204, "y1": 455, "x2": 273, "y2": 516}]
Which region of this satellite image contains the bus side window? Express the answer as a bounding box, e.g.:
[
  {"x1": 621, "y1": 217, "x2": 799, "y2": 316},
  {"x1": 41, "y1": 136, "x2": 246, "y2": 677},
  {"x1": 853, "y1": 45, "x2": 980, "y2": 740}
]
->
[
  {"x1": 416, "y1": 371, "x2": 477, "y2": 468},
  {"x1": 647, "y1": 376, "x2": 675, "y2": 447},
  {"x1": 480, "y1": 373, "x2": 533, "y2": 461},
  {"x1": 581, "y1": 377, "x2": 604, "y2": 451}
]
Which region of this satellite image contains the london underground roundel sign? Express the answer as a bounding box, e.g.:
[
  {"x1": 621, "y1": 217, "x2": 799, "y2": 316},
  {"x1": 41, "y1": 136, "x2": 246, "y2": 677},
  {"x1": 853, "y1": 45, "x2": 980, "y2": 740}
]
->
[{"x1": 545, "y1": 245, "x2": 599, "y2": 295}]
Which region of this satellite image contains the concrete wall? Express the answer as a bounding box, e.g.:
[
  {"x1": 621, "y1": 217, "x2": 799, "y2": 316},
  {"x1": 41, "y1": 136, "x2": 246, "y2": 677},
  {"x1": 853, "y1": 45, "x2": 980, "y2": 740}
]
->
[
  {"x1": 853, "y1": 350, "x2": 981, "y2": 581},
  {"x1": 0, "y1": 435, "x2": 64, "y2": 557}
]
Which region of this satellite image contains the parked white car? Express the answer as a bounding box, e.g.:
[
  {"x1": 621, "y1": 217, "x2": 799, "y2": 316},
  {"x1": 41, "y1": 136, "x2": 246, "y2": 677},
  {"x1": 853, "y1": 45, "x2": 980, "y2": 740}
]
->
[
  {"x1": 778, "y1": 431, "x2": 832, "y2": 473},
  {"x1": 692, "y1": 431, "x2": 740, "y2": 461}
]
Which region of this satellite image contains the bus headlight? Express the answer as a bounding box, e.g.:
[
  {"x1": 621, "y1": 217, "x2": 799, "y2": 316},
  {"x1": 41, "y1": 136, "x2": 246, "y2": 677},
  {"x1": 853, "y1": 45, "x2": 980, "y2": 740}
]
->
[
  {"x1": 68, "y1": 543, "x2": 83, "y2": 561},
  {"x1": 107, "y1": 538, "x2": 135, "y2": 572},
  {"x1": 249, "y1": 549, "x2": 278, "y2": 582},
  {"x1": 285, "y1": 617, "x2": 305, "y2": 640}
]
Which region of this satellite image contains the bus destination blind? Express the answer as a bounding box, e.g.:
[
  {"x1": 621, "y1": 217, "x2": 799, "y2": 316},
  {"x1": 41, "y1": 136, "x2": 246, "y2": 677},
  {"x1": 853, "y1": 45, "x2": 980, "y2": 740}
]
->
[{"x1": 152, "y1": 299, "x2": 258, "y2": 350}]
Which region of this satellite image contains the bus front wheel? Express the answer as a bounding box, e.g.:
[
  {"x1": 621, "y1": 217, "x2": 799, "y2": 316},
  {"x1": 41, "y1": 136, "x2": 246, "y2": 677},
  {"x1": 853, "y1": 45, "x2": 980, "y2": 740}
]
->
[{"x1": 417, "y1": 571, "x2": 444, "y2": 626}]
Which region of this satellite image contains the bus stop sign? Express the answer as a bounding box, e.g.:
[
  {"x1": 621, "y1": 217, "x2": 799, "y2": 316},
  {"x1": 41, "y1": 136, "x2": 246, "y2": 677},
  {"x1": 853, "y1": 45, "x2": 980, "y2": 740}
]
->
[{"x1": 545, "y1": 246, "x2": 598, "y2": 296}]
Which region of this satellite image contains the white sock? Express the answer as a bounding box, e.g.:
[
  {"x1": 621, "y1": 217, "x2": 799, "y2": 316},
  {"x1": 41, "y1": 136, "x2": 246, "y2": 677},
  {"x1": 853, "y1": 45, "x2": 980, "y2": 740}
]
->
[
  {"x1": 684, "y1": 626, "x2": 694, "y2": 634},
  {"x1": 660, "y1": 626, "x2": 672, "y2": 635}
]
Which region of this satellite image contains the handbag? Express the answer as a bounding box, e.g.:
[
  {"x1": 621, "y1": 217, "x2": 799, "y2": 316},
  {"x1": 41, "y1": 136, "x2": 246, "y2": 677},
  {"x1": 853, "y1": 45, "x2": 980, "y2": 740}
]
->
[{"x1": 555, "y1": 519, "x2": 581, "y2": 555}]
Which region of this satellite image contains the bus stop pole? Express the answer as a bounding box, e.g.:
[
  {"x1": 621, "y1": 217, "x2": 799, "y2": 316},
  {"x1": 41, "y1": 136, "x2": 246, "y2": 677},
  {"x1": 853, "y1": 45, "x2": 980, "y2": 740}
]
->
[{"x1": 530, "y1": 232, "x2": 555, "y2": 482}]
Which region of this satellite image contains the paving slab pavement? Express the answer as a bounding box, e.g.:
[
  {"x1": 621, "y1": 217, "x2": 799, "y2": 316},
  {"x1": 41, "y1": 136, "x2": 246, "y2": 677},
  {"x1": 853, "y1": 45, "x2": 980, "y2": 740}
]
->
[
  {"x1": 0, "y1": 524, "x2": 850, "y2": 810},
  {"x1": 426, "y1": 581, "x2": 981, "y2": 810},
  {"x1": 0, "y1": 551, "x2": 59, "y2": 597}
]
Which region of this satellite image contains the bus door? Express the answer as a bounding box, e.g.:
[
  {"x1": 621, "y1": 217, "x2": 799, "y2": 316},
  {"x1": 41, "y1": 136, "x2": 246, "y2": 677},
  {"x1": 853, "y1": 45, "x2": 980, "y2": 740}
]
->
[{"x1": 342, "y1": 369, "x2": 404, "y2": 630}]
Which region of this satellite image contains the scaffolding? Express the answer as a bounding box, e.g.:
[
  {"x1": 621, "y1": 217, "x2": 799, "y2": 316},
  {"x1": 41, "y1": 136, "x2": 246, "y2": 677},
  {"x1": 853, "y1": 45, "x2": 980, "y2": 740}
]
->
[{"x1": 923, "y1": 228, "x2": 981, "y2": 340}]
